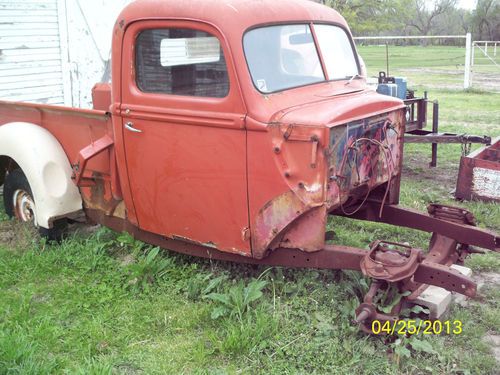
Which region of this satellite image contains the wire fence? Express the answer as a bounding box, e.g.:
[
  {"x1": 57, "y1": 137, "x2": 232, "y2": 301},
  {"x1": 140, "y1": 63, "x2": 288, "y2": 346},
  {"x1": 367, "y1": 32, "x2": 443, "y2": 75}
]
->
[{"x1": 355, "y1": 35, "x2": 500, "y2": 92}]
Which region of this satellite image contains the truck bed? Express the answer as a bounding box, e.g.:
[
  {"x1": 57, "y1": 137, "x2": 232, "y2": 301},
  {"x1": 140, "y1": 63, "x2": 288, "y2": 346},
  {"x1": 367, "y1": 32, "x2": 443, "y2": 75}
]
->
[{"x1": 0, "y1": 100, "x2": 113, "y2": 178}]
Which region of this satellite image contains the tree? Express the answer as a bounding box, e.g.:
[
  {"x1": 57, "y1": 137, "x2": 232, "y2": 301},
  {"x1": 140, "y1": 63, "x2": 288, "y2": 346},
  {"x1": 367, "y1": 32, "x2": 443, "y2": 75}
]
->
[
  {"x1": 314, "y1": 0, "x2": 407, "y2": 35},
  {"x1": 473, "y1": 0, "x2": 500, "y2": 40},
  {"x1": 406, "y1": 0, "x2": 458, "y2": 35}
]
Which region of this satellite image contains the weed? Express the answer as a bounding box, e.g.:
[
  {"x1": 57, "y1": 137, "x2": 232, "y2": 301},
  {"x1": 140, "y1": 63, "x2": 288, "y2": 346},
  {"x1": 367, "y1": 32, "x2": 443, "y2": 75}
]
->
[
  {"x1": 124, "y1": 247, "x2": 173, "y2": 291},
  {"x1": 205, "y1": 278, "x2": 267, "y2": 322}
]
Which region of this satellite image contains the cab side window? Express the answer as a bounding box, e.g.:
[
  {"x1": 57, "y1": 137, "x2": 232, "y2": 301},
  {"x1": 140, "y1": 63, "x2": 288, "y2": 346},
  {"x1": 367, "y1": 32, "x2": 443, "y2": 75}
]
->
[{"x1": 136, "y1": 28, "x2": 229, "y2": 98}]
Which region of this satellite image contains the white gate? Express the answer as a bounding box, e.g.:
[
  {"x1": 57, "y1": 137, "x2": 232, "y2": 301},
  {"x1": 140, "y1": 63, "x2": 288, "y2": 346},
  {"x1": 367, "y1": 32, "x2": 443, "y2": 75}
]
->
[{"x1": 470, "y1": 40, "x2": 500, "y2": 92}]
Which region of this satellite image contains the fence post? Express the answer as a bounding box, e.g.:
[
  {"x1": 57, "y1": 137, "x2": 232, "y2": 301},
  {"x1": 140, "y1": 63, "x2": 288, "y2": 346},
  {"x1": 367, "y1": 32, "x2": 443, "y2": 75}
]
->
[
  {"x1": 471, "y1": 42, "x2": 475, "y2": 67},
  {"x1": 464, "y1": 33, "x2": 472, "y2": 89}
]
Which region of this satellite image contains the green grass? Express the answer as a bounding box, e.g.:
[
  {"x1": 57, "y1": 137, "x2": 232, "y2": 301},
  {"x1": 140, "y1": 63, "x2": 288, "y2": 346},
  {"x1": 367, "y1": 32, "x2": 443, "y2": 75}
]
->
[
  {"x1": 357, "y1": 45, "x2": 500, "y2": 92},
  {"x1": 1, "y1": 47, "x2": 500, "y2": 374}
]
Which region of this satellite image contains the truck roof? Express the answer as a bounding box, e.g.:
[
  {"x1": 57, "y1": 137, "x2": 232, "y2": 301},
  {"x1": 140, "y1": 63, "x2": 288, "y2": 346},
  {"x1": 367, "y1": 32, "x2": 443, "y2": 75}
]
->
[
  {"x1": 117, "y1": 0, "x2": 348, "y2": 34},
  {"x1": 111, "y1": 0, "x2": 358, "y2": 124}
]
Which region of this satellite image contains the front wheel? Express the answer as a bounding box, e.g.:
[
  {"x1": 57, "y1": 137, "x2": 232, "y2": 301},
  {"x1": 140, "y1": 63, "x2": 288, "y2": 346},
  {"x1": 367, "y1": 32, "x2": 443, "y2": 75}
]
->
[{"x1": 3, "y1": 168, "x2": 66, "y2": 240}]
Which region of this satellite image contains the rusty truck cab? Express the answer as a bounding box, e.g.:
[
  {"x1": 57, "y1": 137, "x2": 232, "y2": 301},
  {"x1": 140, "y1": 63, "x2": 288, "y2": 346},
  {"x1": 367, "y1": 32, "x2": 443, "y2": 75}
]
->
[{"x1": 109, "y1": 0, "x2": 405, "y2": 259}]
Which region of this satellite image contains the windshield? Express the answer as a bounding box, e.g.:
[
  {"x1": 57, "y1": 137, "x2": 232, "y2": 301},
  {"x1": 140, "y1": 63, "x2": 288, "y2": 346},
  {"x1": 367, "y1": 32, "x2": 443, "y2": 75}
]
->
[{"x1": 243, "y1": 24, "x2": 359, "y2": 93}]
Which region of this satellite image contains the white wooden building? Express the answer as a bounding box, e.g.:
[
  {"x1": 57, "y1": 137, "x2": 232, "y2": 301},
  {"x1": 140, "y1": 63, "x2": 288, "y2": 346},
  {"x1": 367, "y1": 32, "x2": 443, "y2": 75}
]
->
[{"x1": 0, "y1": 0, "x2": 130, "y2": 108}]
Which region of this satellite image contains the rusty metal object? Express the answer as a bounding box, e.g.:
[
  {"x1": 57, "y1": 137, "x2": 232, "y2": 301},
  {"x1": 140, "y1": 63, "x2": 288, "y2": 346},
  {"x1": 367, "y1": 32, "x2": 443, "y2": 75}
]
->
[
  {"x1": 71, "y1": 134, "x2": 114, "y2": 186},
  {"x1": 85, "y1": 208, "x2": 367, "y2": 270},
  {"x1": 455, "y1": 137, "x2": 500, "y2": 202},
  {"x1": 404, "y1": 132, "x2": 491, "y2": 145},
  {"x1": 404, "y1": 95, "x2": 427, "y2": 133},
  {"x1": 88, "y1": 203, "x2": 491, "y2": 336},
  {"x1": 252, "y1": 190, "x2": 318, "y2": 259},
  {"x1": 341, "y1": 202, "x2": 500, "y2": 252},
  {"x1": 403, "y1": 96, "x2": 491, "y2": 167},
  {"x1": 354, "y1": 280, "x2": 400, "y2": 334},
  {"x1": 413, "y1": 262, "x2": 476, "y2": 297},
  {"x1": 82, "y1": 177, "x2": 123, "y2": 217},
  {"x1": 361, "y1": 241, "x2": 422, "y2": 282},
  {"x1": 13, "y1": 189, "x2": 36, "y2": 223}
]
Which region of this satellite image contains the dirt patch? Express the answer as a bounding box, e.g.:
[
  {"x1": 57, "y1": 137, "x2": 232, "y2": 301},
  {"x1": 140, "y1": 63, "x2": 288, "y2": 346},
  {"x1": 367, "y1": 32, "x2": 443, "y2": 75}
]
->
[
  {"x1": 119, "y1": 254, "x2": 136, "y2": 267},
  {"x1": 67, "y1": 221, "x2": 101, "y2": 237},
  {"x1": 402, "y1": 152, "x2": 458, "y2": 194},
  {"x1": 0, "y1": 220, "x2": 39, "y2": 251},
  {"x1": 474, "y1": 272, "x2": 500, "y2": 291},
  {"x1": 484, "y1": 333, "x2": 500, "y2": 364},
  {"x1": 399, "y1": 68, "x2": 500, "y2": 92}
]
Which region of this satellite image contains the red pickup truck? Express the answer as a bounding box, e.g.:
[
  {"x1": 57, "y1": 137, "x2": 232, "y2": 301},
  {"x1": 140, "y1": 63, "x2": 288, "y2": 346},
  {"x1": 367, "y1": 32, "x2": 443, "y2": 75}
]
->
[{"x1": 0, "y1": 0, "x2": 498, "y2": 330}]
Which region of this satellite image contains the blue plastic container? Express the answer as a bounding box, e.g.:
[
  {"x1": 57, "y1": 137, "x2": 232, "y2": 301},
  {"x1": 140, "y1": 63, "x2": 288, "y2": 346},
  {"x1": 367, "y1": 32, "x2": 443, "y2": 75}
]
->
[
  {"x1": 376, "y1": 83, "x2": 398, "y2": 97},
  {"x1": 394, "y1": 77, "x2": 407, "y2": 100}
]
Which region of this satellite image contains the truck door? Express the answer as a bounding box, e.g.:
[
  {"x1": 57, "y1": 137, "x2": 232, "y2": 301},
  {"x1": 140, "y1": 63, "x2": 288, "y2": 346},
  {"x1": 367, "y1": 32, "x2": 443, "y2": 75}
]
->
[{"x1": 120, "y1": 20, "x2": 250, "y2": 255}]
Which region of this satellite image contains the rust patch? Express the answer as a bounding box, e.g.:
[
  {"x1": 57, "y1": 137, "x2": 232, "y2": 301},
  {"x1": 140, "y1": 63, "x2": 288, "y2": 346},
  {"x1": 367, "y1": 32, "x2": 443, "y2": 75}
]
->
[
  {"x1": 279, "y1": 205, "x2": 326, "y2": 252},
  {"x1": 82, "y1": 176, "x2": 123, "y2": 217},
  {"x1": 252, "y1": 190, "x2": 328, "y2": 258}
]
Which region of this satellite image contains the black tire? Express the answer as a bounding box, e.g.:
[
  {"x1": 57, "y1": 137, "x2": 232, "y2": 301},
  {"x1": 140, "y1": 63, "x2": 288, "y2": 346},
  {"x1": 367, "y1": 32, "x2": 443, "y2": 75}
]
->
[{"x1": 3, "y1": 168, "x2": 66, "y2": 240}]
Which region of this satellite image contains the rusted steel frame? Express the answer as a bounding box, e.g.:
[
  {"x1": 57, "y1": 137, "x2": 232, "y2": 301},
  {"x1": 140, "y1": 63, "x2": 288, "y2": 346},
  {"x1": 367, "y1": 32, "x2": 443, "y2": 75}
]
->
[
  {"x1": 359, "y1": 237, "x2": 475, "y2": 295},
  {"x1": 413, "y1": 262, "x2": 476, "y2": 297},
  {"x1": 335, "y1": 202, "x2": 500, "y2": 251},
  {"x1": 403, "y1": 97, "x2": 426, "y2": 132},
  {"x1": 360, "y1": 240, "x2": 422, "y2": 282},
  {"x1": 431, "y1": 100, "x2": 439, "y2": 167},
  {"x1": 87, "y1": 208, "x2": 479, "y2": 296},
  {"x1": 85, "y1": 209, "x2": 366, "y2": 270},
  {"x1": 404, "y1": 133, "x2": 491, "y2": 144},
  {"x1": 72, "y1": 135, "x2": 114, "y2": 186}
]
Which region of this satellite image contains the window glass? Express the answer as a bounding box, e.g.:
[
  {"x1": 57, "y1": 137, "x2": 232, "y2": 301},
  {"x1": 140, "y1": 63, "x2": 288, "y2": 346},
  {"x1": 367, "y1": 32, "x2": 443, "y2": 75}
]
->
[
  {"x1": 136, "y1": 29, "x2": 229, "y2": 97},
  {"x1": 314, "y1": 24, "x2": 359, "y2": 79},
  {"x1": 244, "y1": 24, "x2": 359, "y2": 93},
  {"x1": 243, "y1": 24, "x2": 324, "y2": 93}
]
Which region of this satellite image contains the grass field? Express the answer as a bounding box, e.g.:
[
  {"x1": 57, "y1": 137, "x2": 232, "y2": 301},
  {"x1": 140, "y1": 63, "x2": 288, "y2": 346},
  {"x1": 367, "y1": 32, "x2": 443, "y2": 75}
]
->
[
  {"x1": 357, "y1": 45, "x2": 500, "y2": 92},
  {"x1": 1, "y1": 47, "x2": 500, "y2": 374}
]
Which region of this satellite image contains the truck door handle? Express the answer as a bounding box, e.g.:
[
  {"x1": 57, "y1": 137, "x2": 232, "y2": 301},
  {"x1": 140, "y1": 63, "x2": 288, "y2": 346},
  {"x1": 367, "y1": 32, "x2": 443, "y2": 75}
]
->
[{"x1": 124, "y1": 122, "x2": 142, "y2": 133}]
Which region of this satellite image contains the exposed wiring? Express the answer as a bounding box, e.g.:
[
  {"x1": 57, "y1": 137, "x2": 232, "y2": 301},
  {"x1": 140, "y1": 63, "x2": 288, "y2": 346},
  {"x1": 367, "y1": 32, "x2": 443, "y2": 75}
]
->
[{"x1": 335, "y1": 132, "x2": 395, "y2": 218}]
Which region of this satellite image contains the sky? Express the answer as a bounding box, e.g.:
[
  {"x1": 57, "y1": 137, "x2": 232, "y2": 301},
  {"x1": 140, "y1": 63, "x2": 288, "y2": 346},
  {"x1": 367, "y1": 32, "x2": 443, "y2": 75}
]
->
[{"x1": 457, "y1": 0, "x2": 477, "y2": 10}]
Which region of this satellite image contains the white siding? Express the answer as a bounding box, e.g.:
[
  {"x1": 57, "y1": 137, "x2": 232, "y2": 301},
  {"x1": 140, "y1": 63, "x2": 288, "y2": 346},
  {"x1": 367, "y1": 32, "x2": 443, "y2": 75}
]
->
[
  {"x1": 65, "y1": 0, "x2": 131, "y2": 108},
  {"x1": 0, "y1": 0, "x2": 65, "y2": 104}
]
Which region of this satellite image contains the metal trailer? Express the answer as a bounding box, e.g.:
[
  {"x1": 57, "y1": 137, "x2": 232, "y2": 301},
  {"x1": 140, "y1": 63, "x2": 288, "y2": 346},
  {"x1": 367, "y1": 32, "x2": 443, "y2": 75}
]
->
[{"x1": 455, "y1": 138, "x2": 500, "y2": 202}]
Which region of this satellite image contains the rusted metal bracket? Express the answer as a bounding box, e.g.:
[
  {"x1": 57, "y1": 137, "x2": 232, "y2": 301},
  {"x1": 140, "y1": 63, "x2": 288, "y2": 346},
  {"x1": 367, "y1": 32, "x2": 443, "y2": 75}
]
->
[
  {"x1": 361, "y1": 241, "x2": 422, "y2": 282},
  {"x1": 71, "y1": 134, "x2": 114, "y2": 186}
]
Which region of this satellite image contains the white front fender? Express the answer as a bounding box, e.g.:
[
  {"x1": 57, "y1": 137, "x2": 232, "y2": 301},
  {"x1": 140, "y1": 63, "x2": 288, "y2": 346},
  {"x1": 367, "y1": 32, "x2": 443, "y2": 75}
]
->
[{"x1": 0, "y1": 122, "x2": 83, "y2": 228}]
